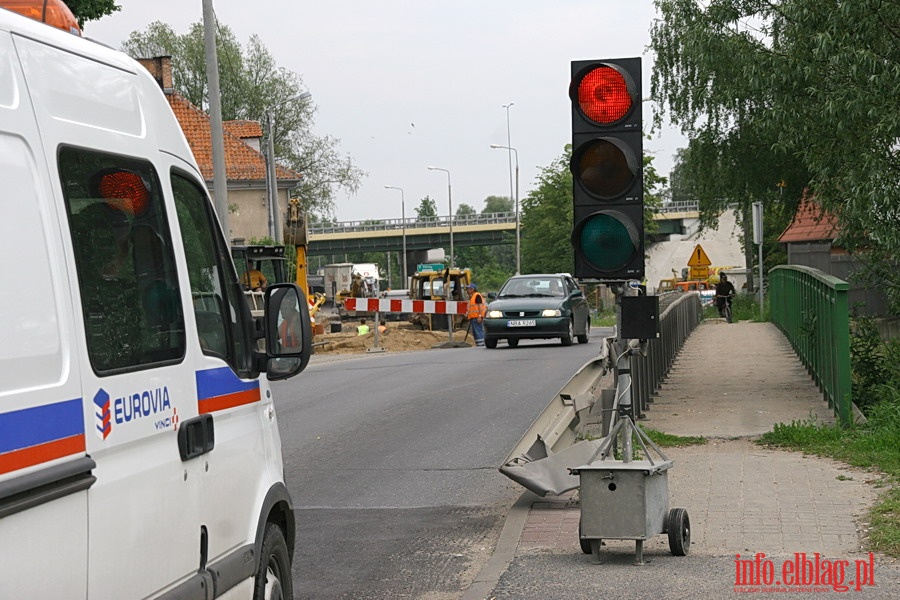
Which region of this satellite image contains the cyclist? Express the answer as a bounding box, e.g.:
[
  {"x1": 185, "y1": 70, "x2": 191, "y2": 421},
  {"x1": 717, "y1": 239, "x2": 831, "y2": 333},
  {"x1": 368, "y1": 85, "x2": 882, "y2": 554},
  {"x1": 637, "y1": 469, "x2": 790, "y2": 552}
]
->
[{"x1": 715, "y1": 273, "x2": 737, "y2": 323}]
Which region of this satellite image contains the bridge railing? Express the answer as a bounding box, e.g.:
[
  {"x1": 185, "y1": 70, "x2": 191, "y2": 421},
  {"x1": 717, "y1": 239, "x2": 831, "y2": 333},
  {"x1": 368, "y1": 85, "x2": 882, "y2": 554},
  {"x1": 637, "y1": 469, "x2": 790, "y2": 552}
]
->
[
  {"x1": 656, "y1": 200, "x2": 699, "y2": 214},
  {"x1": 770, "y1": 265, "x2": 852, "y2": 424},
  {"x1": 632, "y1": 291, "x2": 704, "y2": 416},
  {"x1": 309, "y1": 212, "x2": 516, "y2": 235},
  {"x1": 310, "y1": 204, "x2": 696, "y2": 236}
]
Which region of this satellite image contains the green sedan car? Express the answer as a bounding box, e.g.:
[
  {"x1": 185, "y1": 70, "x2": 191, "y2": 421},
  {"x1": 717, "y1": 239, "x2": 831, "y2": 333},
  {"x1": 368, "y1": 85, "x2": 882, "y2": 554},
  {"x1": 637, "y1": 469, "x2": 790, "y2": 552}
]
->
[{"x1": 483, "y1": 274, "x2": 590, "y2": 349}]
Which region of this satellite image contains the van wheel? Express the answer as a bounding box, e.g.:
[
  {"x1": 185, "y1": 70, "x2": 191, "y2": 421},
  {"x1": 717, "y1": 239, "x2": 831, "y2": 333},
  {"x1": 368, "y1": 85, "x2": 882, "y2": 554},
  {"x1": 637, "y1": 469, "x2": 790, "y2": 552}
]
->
[{"x1": 254, "y1": 523, "x2": 293, "y2": 600}]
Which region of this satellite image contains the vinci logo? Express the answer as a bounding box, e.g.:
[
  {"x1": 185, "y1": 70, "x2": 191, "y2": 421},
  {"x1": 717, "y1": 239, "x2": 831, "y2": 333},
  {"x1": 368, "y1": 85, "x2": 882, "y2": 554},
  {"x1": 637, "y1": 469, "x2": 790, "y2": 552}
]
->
[{"x1": 94, "y1": 389, "x2": 112, "y2": 439}]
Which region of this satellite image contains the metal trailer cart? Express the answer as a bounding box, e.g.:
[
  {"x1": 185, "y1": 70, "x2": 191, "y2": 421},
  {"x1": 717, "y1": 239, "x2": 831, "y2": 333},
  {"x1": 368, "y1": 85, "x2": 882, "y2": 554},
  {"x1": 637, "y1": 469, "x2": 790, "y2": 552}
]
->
[{"x1": 570, "y1": 415, "x2": 690, "y2": 564}]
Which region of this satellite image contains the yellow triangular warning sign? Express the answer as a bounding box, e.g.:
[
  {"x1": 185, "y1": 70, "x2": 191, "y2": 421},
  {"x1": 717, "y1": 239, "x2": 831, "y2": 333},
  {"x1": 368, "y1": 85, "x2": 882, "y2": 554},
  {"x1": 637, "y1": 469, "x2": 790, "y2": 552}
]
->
[{"x1": 687, "y1": 244, "x2": 712, "y2": 267}]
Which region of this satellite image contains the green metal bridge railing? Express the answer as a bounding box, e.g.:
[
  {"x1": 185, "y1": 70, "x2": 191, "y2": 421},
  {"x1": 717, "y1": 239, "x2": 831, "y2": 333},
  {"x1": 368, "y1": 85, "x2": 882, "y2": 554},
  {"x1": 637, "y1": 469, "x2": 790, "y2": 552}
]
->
[{"x1": 770, "y1": 265, "x2": 852, "y2": 424}]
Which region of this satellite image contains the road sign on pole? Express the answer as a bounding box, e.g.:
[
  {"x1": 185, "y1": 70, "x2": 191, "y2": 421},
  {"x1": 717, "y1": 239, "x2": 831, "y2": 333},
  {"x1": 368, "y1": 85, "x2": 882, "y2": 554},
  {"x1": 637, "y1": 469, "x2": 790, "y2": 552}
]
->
[
  {"x1": 689, "y1": 266, "x2": 710, "y2": 280},
  {"x1": 416, "y1": 263, "x2": 444, "y2": 272},
  {"x1": 687, "y1": 244, "x2": 712, "y2": 267}
]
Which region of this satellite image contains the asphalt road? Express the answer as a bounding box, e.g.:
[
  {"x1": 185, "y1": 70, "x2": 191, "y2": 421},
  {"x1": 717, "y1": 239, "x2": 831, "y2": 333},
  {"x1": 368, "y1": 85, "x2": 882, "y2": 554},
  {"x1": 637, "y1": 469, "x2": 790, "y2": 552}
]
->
[{"x1": 271, "y1": 330, "x2": 612, "y2": 599}]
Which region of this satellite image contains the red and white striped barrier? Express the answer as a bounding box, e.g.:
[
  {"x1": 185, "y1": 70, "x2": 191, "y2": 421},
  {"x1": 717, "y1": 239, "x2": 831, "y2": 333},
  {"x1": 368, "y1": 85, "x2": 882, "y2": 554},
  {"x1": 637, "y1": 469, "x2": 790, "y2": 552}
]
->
[{"x1": 342, "y1": 297, "x2": 467, "y2": 315}]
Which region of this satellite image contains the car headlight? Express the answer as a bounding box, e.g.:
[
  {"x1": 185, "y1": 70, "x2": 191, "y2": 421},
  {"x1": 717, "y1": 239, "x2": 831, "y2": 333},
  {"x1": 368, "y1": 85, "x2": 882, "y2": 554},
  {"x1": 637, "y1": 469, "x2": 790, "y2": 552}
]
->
[
  {"x1": 487, "y1": 310, "x2": 503, "y2": 318},
  {"x1": 541, "y1": 309, "x2": 562, "y2": 317}
]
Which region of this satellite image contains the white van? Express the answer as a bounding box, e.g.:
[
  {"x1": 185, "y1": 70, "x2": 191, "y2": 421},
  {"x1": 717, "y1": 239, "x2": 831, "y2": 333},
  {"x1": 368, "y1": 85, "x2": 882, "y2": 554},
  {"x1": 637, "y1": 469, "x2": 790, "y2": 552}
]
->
[{"x1": 0, "y1": 8, "x2": 311, "y2": 599}]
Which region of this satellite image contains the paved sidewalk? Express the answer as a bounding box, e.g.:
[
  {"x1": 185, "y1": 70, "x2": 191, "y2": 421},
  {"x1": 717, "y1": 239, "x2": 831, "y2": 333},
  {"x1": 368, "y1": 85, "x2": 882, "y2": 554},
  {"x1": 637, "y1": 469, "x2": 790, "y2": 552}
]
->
[{"x1": 465, "y1": 321, "x2": 899, "y2": 599}]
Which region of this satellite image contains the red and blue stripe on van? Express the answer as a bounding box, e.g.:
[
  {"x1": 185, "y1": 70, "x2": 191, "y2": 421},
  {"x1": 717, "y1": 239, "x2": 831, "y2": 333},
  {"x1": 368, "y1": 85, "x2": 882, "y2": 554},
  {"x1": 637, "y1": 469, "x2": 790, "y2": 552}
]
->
[
  {"x1": 0, "y1": 399, "x2": 85, "y2": 475},
  {"x1": 195, "y1": 367, "x2": 261, "y2": 414}
]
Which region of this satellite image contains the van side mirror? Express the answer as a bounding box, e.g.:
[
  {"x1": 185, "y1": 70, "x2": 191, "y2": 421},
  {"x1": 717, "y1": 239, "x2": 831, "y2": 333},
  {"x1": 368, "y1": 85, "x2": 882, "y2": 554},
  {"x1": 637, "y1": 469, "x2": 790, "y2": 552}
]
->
[{"x1": 262, "y1": 284, "x2": 312, "y2": 380}]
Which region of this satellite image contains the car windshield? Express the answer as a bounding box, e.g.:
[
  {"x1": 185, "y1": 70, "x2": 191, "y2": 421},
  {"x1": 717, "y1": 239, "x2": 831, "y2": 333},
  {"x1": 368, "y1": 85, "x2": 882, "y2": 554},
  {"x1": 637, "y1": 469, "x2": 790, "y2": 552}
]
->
[{"x1": 499, "y1": 277, "x2": 565, "y2": 298}]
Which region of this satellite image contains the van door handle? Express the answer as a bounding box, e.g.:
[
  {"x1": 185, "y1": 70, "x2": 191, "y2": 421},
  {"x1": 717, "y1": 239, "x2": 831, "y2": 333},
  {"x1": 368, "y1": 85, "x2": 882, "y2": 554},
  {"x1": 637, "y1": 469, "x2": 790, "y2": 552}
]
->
[{"x1": 178, "y1": 414, "x2": 215, "y2": 461}]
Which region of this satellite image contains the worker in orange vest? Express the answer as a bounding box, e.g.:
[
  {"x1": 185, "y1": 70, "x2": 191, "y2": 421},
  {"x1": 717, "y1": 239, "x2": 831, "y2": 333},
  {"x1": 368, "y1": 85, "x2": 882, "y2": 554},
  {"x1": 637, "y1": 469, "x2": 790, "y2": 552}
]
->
[{"x1": 466, "y1": 283, "x2": 487, "y2": 347}]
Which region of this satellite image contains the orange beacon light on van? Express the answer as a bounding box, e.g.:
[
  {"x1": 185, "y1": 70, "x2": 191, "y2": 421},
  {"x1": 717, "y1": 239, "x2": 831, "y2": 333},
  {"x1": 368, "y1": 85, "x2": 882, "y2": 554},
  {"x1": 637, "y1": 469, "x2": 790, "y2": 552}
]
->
[{"x1": 2, "y1": 0, "x2": 82, "y2": 35}]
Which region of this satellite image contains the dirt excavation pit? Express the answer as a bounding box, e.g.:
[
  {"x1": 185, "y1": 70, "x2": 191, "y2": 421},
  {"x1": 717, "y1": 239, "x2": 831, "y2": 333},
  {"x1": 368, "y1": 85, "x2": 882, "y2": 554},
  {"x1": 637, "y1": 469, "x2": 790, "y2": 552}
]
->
[{"x1": 312, "y1": 322, "x2": 472, "y2": 355}]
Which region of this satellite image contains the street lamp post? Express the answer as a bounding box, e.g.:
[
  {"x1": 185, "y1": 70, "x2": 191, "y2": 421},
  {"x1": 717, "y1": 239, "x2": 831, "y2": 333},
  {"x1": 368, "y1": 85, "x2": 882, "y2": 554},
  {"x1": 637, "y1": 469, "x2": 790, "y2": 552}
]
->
[
  {"x1": 384, "y1": 185, "x2": 407, "y2": 288},
  {"x1": 427, "y1": 166, "x2": 453, "y2": 268},
  {"x1": 491, "y1": 144, "x2": 520, "y2": 274},
  {"x1": 265, "y1": 91, "x2": 311, "y2": 241}
]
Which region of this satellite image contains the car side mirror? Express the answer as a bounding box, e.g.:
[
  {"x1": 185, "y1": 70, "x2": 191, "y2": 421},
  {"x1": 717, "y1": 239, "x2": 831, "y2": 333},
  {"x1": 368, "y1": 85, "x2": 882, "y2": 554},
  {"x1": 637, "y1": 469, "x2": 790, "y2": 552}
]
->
[
  {"x1": 572, "y1": 290, "x2": 584, "y2": 298},
  {"x1": 262, "y1": 284, "x2": 312, "y2": 380},
  {"x1": 487, "y1": 292, "x2": 497, "y2": 300}
]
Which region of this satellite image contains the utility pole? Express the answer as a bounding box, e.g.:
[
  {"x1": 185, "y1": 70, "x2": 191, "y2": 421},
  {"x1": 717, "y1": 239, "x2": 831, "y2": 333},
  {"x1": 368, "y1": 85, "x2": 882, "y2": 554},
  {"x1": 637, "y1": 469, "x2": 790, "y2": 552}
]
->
[{"x1": 203, "y1": 0, "x2": 230, "y2": 243}]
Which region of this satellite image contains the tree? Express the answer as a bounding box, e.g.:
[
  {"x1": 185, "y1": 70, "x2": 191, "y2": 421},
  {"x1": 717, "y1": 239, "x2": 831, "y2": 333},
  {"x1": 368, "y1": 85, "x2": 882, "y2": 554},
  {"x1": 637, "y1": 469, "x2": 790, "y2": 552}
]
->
[
  {"x1": 415, "y1": 196, "x2": 438, "y2": 221},
  {"x1": 650, "y1": 0, "x2": 900, "y2": 310},
  {"x1": 482, "y1": 195, "x2": 513, "y2": 215},
  {"x1": 68, "y1": 0, "x2": 119, "y2": 25},
  {"x1": 521, "y1": 146, "x2": 573, "y2": 275},
  {"x1": 643, "y1": 152, "x2": 667, "y2": 237},
  {"x1": 455, "y1": 203, "x2": 477, "y2": 217},
  {"x1": 121, "y1": 21, "x2": 363, "y2": 217}
]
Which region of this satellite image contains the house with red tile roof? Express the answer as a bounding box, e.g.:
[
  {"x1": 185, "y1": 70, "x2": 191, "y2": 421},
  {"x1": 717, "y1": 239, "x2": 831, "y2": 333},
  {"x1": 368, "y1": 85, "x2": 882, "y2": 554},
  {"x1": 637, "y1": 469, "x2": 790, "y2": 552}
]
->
[
  {"x1": 138, "y1": 57, "x2": 301, "y2": 244},
  {"x1": 778, "y1": 194, "x2": 839, "y2": 268},
  {"x1": 779, "y1": 192, "x2": 888, "y2": 316}
]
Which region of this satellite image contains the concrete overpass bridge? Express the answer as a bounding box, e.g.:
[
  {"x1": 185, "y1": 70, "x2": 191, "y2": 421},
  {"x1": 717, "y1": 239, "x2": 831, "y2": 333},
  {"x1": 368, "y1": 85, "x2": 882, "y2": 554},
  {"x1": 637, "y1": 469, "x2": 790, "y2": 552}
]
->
[
  {"x1": 307, "y1": 201, "x2": 699, "y2": 256},
  {"x1": 308, "y1": 212, "x2": 516, "y2": 255}
]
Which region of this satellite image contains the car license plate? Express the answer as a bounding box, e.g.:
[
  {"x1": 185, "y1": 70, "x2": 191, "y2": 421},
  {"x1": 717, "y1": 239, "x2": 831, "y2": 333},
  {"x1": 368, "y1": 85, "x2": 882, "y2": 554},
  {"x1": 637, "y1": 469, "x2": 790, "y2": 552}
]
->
[{"x1": 507, "y1": 319, "x2": 535, "y2": 327}]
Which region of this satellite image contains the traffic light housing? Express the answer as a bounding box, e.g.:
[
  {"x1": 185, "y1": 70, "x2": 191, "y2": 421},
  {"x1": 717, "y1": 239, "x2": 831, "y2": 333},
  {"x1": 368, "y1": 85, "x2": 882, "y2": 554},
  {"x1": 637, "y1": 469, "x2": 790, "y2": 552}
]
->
[{"x1": 570, "y1": 58, "x2": 644, "y2": 281}]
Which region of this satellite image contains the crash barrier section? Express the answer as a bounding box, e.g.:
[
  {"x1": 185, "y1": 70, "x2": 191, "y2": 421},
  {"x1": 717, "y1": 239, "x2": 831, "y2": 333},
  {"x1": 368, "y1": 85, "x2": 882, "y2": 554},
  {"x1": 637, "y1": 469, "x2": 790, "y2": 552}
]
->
[
  {"x1": 342, "y1": 297, "x2": 467, "y2": 315},
  {"x1": 631, "y1": 292, "x2": 704, "y2": 417},
  {"x1": 769, "y1": 265, "x2": 852, "y2": 425}
]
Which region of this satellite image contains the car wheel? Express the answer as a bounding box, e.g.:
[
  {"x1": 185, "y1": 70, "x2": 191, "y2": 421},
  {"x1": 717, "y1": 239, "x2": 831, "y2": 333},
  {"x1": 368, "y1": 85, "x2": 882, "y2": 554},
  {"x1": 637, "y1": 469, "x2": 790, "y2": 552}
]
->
[
  {"x1": 507, "y1": 338, "x2": 519, "y2": 348},
  {"x1": 577, "y1": 317, "x2": 590, "y2": 344},
  {"x1": 484, "y1": 338, "x2": 498, "y2": 349},
  {"x1": 561, "y1": 318, "x2": 574, "y2": 346},
  {"x1": 253, "y1": 523, "x2": 293, "y2": 600}
]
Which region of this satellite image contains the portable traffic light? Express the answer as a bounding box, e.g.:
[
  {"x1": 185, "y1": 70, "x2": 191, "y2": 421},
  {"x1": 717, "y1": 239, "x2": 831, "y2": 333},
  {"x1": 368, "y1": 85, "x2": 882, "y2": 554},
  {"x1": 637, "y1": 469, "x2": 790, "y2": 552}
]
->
[{"x1": 570, "y1": 58, "x2": 644, "y2": 281}]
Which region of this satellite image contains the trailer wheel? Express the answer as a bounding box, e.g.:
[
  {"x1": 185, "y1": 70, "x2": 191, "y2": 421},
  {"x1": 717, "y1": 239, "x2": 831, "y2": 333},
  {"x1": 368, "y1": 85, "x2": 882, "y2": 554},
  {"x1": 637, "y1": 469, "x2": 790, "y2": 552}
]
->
[
  {"x1": 667, "y1": 508, "x2": 691, "y2": 556},
  {"x1": 254, "y1": 522, "x2": 293, "y2": 600},
  {"x1": 484, "y1": 338, "x2": 498, "y2": 349},
  {"x1": 507, "y1": 338, "x2": 519, "y2": 348},
  {"x1": 578, "y1": 519, "x2": 592, "y2": 554}
]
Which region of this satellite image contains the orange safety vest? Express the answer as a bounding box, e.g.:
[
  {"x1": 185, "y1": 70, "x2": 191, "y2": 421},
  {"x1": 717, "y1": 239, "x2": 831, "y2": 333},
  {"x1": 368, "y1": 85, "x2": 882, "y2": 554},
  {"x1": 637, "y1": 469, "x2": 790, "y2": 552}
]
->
[
  {"x1": 467, "y1": 291, "x2": 487, "y2": 320},
  {"x1": 280, "y1": 317, "x2": 301, "y2": 348}
]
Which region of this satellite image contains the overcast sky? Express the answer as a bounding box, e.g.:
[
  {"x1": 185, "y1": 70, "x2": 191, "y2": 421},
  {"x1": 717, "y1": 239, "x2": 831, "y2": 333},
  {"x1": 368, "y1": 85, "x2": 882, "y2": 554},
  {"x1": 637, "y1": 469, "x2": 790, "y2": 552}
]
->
[{"x1": 86, "y1": 1, "x2": 686, "y2": 223}]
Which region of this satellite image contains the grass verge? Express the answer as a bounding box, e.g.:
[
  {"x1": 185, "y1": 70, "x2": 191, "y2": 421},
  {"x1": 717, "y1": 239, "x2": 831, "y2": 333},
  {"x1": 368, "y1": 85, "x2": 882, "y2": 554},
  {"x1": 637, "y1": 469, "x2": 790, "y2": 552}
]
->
[
  {"x1": 641, "y1": 427, "x2": 708, "y2": 448},
  {"x1": 757, "y1": 408, "x2": 900, "y2": 557},
  {"x1": 592, "y1": 310, "x2": 617, "y2": 327}
]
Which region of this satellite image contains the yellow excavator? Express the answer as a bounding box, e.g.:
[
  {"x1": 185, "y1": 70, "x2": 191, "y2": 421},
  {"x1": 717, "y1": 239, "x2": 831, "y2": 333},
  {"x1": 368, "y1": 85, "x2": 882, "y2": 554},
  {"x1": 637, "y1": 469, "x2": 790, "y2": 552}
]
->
[{"x1": 284, "y1": 198, "x2": 327, "y2": 323}]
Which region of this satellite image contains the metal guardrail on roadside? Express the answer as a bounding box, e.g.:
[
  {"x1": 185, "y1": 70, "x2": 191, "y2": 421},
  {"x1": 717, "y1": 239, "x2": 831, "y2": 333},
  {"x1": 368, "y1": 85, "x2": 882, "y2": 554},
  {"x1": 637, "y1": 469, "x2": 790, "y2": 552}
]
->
[
  {"x1": 631, "y1": 291, "x2": 704, "y2": 417},
  {"x1": 499, "y1": 291, "x2": 704, "y2": 497}
]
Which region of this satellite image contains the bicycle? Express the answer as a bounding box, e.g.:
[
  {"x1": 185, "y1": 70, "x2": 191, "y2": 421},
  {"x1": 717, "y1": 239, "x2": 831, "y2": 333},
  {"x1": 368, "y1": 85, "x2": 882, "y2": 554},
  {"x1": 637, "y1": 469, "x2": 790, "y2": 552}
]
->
[{"x1": 716, "y1": 294, "x2": 734, "y2": 323}]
